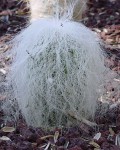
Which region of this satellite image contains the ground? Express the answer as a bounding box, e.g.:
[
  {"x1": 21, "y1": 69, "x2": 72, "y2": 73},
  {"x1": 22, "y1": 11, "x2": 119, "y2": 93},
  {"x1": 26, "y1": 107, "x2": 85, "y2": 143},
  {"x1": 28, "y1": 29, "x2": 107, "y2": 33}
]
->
[{"x1": 0, "y1": 0, "x2": 120, "y2": 149}]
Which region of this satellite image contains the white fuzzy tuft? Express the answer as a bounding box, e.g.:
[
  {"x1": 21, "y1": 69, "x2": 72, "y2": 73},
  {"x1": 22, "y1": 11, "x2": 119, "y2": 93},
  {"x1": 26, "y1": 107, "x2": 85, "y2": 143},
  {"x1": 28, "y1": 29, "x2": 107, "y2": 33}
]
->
[
  {"x1": 10, "y1": 18, "x2": 107, "y2": 128},
  {"x1": 29, "y1": 0, "x2": 87, "y2": 21}
]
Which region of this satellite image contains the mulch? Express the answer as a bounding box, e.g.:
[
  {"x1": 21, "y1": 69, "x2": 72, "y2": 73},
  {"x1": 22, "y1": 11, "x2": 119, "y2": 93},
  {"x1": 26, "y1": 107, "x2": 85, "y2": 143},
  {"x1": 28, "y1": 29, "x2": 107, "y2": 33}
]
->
[{"x1": 0, "y1": 0, "x2": 120, "y2": 149}]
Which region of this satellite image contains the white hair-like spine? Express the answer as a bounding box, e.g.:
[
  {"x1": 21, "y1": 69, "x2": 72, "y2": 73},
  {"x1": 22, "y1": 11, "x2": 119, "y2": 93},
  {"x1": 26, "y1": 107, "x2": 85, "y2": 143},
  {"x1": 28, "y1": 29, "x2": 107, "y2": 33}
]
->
[
  {"x1": 7, "y1": 0, "x2": 108, "y2": 128},
  {"x1": 29, "y1": 0, "x2": 87, "y2": 21}
]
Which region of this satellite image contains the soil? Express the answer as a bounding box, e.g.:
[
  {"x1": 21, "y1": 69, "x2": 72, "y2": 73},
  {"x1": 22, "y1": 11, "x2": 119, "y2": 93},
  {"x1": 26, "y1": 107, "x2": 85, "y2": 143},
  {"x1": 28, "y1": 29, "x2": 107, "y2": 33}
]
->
[{"x1": 0, "y1": 0, "x2": 120, "y2": 149}]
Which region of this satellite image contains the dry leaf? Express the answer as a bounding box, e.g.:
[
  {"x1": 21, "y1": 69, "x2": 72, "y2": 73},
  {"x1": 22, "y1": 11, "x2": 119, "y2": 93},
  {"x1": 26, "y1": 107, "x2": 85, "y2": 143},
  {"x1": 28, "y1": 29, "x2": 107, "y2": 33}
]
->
[
  {"x1": 16, "y1": 9, "x2": 27, "y2": 15},
  {"x1": 0, "y1": 136, "x2": 11, "y2": 141},
  {"x1": 32, "y1": 143, "x2": 37, "y2": 146},
  {"x1": 89, "y1": 141, "x2": 100, "y2": 148},
  {"x1": 114, "y1": 78, "x2": 120, "y2": 82},
  {"x1": 0, "y1": 68, "x2": 6, "y2": 75},
  {"x1": 0, "y1": 95, "x2": 6, "y2": 101},
  {"x1": 115, "y1": 134, "x2": 120, "y2": 146},
  {"x1": 109, "y1": 128, "x2": 115, "y2": 136},
  {"x1": 40, "y1": 144, "x2": 47, "y2": 148},
  {"x1": 0, "y1": 44, "x2": 9, "y2": 52},
  {"x1": 54, "y1": 131, "x2": 59, "y2": 143},
  {"x1": 64, "y1": 141, "x2": 69, "y2": 149},
  {"x1": 93, "y1": 132, "x2": 101, "y2": 141},
  {"x1": 44, "y1": 142, "x2": 50, "y2": 150},
  {"x1": 1, "y1": 126, "x2": 15, "y2": 133},
  {"x1": 40, "y1": 135, "x2": 53, "y2": 140},
  {"x1": 94, "y1": 148, "x2": 101, "y2": 150},
  {"x1": 0, "y1": 10, "x2": 12, "y2": 16}
]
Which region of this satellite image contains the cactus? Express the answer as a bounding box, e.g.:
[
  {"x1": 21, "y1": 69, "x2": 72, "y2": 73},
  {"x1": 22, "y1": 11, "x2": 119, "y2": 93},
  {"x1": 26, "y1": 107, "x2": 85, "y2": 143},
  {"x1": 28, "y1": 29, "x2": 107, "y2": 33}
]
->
[{"x1": 9, "y1": 17, "x2": 107, "y2": 128}]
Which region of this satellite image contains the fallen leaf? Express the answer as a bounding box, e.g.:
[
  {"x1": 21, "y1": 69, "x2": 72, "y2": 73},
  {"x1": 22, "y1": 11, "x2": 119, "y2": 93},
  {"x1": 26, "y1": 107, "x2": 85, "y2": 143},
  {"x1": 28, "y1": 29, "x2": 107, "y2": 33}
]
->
[
  {"x1": 32, "y1": 143, "x2": 37, "y2": 147},
  {"x1": 109, "y1": 128, "x2": 115, "y2": 136},
  {"x1": 115, "y1": 134, "x2": 120, "y2": 146},
  {"x1": 1, "y1": 126, "x2": 15, "y2": 133},
  {"x1": 0, "y1": 95, "x2": 6, "y2": 101},
  {"x1": 89, "y1": 141, "x2": 100, "y2": 148},
  {"x1": 44, "y1": 142, "x2": 50, "y2": 150},
  {"x1": 0, "y1": 10, "x2": 12, "y2": 16},
  {"x1": 0, "y1": 136, "x2": 11, "y2": 141},
  {"x1": 0, "y1": 68, "x2": 6, "y2": 75},
  {"x1": 54, "y1": 131, "x2": 59, "y2": 143},
  {"x1": 40, "y1": 135, "x2": 53, "y2": 140},
  {"x1": 64, "y1": 141, "x2": 69, "y2": 149},
  {"x1": 93, "y1": 132, "x2": 101, "y2": 141}
]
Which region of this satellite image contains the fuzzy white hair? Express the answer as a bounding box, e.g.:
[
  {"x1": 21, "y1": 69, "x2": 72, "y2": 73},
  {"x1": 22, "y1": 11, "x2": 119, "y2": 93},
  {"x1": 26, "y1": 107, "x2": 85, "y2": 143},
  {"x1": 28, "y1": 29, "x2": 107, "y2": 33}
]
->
[
  {"x1": 5, "y1": 0, "x2": 109, "y2": 128},
  {"x1": 29, "y1": 0, "x2": 87, "y2": 21},
  {"x1": 10, "y1": 18, "x2": 107, "y2": 128}
]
